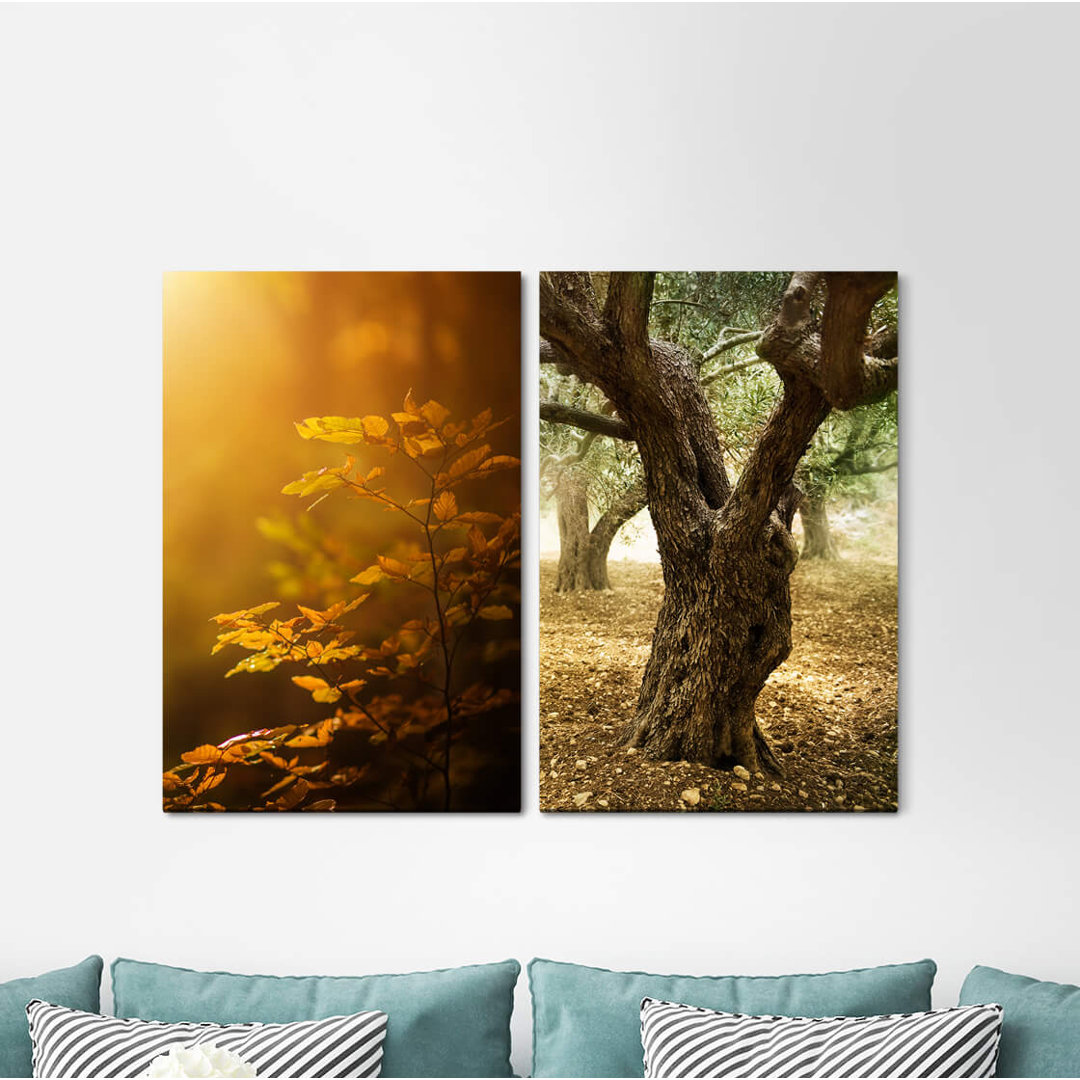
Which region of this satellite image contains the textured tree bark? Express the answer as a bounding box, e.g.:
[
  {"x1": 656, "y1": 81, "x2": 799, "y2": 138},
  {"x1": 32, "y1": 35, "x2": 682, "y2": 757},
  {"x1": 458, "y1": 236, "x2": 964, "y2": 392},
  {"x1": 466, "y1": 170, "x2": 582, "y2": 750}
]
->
[
  {"x1": 799, "y1": 494, "x2": 838, "y2": 559},
  {"x1": 554, "y1": 470, "x2": 591, "y2": 592},
  {"x1": 585, "y1": 479, "x2": 648, "y2": 590},
  {"x1": 540, "y1": 270, "x2": 895, "y2": 774}
]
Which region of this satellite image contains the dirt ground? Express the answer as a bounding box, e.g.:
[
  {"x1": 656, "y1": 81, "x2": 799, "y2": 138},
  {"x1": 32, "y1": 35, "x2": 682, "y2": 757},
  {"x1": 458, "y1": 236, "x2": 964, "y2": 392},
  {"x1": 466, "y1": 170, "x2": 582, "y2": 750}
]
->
[{"x1": 539, "y1": 558, "x2": 898, "y2": 812}]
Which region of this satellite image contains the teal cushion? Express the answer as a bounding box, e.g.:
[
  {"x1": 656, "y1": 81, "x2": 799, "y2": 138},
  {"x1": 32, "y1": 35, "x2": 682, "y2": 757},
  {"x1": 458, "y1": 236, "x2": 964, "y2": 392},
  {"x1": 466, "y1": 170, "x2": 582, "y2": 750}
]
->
[
  {"x1": 0, "y1": 956, "x2": 103, "y2": 1077},
  {"x1": 959, "y1": 965, "x2": 1080, "y2": 1077},
  {"x1": 529, "y1": 957, "x2": 937, "y2": 1078},
  {"x1": 111, "y1": 957, "x2": 518, "y2": 1078}
]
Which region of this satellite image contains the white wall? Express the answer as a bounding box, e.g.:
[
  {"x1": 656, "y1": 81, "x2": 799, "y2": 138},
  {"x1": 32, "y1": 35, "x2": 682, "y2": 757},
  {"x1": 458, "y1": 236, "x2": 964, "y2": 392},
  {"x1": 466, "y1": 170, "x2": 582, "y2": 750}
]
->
[{"x1": 2, "y1": 5, "x2": 1078, "y2": 1075}]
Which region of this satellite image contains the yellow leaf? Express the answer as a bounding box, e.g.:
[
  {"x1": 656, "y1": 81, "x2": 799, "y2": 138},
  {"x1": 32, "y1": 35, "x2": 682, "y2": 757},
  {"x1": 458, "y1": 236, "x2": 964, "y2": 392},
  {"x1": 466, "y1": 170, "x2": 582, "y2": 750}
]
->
[
  {"x1": 432, "y1": 490, "x2": 458, "y2": 521},
  {"x1": 298, "y1": 604, "x2": 329, "y2": 627},
  {"x1": 294, "y1": 416, "x2": 366, "y2": 444},
  {"x1": 467, "y1": 525, "x2": 488, "y2": 554},
  {"x1": 351, "y1": 565, "x2": 385, "y2": 585},
  {"x1": 291, "y1": 675, "x2": 342, "y2": 703},
  {"x1": 404, "y1": 433, "x2": 443, "y2": 458},
  {"x1": 281, "y1": 469, "x2": 346, "y2": 497},
  {"x1": 377, "y1": 555, "x2": 410, "y2": 578},
  {"x1": 181, "y1": 745, "x2": 221, "y2": 765},
  {"x1": 261, "y1": 774, "x2": 297, "y2": 799},
  {"x1": 195, "y1": 770, "x2": 226, "y2": 795},
  {"x1": 478, "y1": 604, "x2": 514, "y2": 621},
  {"x1": 453, "y1": 510, "x2": 502, "y2": 524},
  {"x1": 210, "y1": 602, "x2": 280, "y2": 626},
  {"x1": 403, "y1": 389, "x2": 421, "y2": 416},
  {"x1": 449, "y1": 446, "x2": 491, "y2": 478},
  {"x1": 420, "y1": 399, "x2": 451, "y2": 429},
  {"x1": 362, "y1": 415, "x2": 389, "y2": 438},
  {"x1": 285, "y1": 720, "x2": 334, "y2": 748},
  {"x1": 479, "y1": 454, "x2": 520, "y2": 471}
]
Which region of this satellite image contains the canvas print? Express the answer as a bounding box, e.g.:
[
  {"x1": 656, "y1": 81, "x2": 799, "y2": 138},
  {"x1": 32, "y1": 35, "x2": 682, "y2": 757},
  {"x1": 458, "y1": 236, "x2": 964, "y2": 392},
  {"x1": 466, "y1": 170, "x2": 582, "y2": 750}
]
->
[
  {"x1": 539, "y1": 272, "x2": 897, "y2": 812},
  {"x1": 164, "y1": 272, "x2": 521, "y2": 812}
]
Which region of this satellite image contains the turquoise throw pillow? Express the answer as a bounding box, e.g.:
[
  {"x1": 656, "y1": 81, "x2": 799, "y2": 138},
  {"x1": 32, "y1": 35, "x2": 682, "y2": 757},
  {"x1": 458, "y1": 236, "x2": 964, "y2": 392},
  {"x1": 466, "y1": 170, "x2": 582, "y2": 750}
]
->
[
  {"x1": 959, "y1": 965, "x2": 1080, "y2": 1077},
  {"x1": 111, "y1": 957, "x2": 518, "y2": 1078},
  {"x1": 0, "y1": 956, "x2": 103, "y2": 1077},
  {"x1": 529, "y1": 957, "x2": 937, "y2": 1078}
]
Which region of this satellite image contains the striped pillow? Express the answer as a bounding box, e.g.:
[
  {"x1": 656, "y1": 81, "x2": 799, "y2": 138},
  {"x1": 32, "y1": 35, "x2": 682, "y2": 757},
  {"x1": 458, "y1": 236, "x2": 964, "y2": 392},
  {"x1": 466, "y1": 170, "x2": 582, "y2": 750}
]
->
[
  {"x1": 26, "y1": 1000, "x2": 387, "y2": 1078},
  {"x1": 640, "y1": 997, "x2": 1003, "y2": 1078}
]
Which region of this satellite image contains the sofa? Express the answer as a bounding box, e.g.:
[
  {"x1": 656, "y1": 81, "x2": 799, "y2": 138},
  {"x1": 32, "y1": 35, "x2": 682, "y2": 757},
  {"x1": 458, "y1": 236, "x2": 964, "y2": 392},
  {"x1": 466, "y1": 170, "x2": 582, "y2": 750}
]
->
[{"x1": 2, "y1": 954, "x2": 1077, "y2": 1078}]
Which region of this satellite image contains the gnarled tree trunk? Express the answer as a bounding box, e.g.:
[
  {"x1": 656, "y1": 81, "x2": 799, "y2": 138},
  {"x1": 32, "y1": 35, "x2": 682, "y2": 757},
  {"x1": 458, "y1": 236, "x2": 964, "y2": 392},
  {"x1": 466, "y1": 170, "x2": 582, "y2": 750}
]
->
[
  {"x1": 625, "y1": 522, "x2": 798, "y2": 771},
  {"x1": 799, "y1": 494, "x2": 838, "y2": 559},
  {"x1": 554, "y1": 470, "x2": 590, "y2": 592}
]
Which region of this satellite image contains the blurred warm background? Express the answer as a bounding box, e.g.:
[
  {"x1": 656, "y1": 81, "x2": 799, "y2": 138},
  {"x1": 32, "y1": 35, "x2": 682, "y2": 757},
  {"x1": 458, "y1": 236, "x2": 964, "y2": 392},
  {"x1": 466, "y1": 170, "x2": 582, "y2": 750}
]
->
[{"x1": 164, "y1": 272, "x2": 521, "y2": 809}]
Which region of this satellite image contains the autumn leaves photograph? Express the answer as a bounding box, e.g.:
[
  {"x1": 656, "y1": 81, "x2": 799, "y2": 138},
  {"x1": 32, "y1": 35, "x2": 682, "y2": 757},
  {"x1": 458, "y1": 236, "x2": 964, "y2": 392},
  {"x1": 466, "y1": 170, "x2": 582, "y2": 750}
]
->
[
  {"x1": 163, "y1": 272, "x2": 522, "y2": 812},
  {"x1": 539, "y1": 272, "x2": 898, "y2": 812}
]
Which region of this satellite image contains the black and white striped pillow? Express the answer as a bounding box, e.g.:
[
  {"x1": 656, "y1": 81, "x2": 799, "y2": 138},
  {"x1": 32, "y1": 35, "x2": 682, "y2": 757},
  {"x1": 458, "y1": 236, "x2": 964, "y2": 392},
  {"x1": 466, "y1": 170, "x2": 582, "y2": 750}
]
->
[
  {"x1": 27, "y1": 999, "x2": 388, "y2": 1078},
  {"x1": 640, "y1": 997, "x2": 1003, "y2": 1078}
]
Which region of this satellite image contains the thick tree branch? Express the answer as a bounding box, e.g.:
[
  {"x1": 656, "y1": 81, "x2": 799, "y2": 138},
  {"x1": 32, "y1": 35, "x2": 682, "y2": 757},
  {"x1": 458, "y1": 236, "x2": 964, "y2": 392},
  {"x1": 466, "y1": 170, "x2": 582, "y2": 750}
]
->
[
  {"x1": 539, "y1": 337, "x2": 577, "y2": 371},
  {"x1": 539, "y1": 273, "x2": 610, "y2": 380},
  {"x1": 540, "y1": 400, "x2": 633, "y2": 440},
  {"x1": 591, "y1": 477, "x2": 648, "y2": 548},
  {"x1": 757, "y1": 272, "x2": 898, "y2": 408},
  {"x1": 820, "y1": 272, "x2": 897, "y2": 409},
  {"x1": 722, "y1": 382, "x2": 831, "y2": 539},
  {"x1": 603, "y1": 272, "x2": 655, "y2": 352}
]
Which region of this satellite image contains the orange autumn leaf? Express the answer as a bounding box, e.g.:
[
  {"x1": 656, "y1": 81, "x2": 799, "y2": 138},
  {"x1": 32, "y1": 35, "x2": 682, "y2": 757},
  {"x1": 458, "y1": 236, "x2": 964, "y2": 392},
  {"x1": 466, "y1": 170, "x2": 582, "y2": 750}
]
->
[{"x1": 432, "y1": 490, "x2": 458, "y2": 521}]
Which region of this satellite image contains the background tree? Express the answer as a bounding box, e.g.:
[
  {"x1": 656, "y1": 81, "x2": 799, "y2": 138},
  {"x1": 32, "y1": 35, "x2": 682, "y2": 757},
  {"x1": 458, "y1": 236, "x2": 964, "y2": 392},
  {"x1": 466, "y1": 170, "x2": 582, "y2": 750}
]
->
[
  {"x1": 797, "y1": 396, "x2": 898, "y2": 558},
  {"x1": 540, "y1": 371, "x2": 647, "y2": 591},
  {"x1": 540, "y1": 271, "x2": 898, "y2": 773}
]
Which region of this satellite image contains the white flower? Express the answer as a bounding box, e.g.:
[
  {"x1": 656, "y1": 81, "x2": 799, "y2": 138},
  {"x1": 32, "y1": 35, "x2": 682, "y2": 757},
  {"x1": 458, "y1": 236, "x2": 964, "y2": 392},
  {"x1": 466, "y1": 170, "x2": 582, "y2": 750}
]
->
[{"x1": 145, "y1": 1042, "x2": 257, "y2": 1078}]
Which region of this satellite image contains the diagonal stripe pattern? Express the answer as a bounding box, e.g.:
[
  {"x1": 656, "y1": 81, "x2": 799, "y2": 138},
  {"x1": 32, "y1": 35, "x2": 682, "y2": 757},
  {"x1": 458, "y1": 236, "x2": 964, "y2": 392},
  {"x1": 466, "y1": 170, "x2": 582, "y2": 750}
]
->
[
  {"x1": 640, "y1": 998, "x2": 1002, "y2": 1078},
  {"x1": 27, "y1": 1000, "x2": 387, "y2": 1079}
]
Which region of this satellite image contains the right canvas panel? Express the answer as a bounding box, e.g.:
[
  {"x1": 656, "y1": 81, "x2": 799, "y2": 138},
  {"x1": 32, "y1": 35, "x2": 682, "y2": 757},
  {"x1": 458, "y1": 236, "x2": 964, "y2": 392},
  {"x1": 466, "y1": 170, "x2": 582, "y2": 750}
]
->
[{"x1": 539, "y1": 272, "x2": 898, "y2": 812}]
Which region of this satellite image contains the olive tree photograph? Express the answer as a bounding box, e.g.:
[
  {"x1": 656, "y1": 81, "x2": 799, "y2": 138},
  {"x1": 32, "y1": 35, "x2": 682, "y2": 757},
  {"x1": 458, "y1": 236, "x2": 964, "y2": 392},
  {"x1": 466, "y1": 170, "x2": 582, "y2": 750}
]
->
[{"x1": 539, "y1": 272, "x2": 898, "y2": 812}]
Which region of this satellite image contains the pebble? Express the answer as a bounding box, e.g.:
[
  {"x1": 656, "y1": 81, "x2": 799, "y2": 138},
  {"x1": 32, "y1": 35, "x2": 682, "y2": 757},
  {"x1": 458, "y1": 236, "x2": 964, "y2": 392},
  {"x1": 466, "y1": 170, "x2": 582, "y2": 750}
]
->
[
  {"x1": 798, "y1": 789, "x2": 809, "y2": 799},
  {"x1": 681, "y1": 788, "x2": 701, "y2": 806},
  {"x1": 625, "y1": 747, "x2": 638, "y2": 755},
  {"x1": 615, "y1": 767, "x2": 623, "y2": 774},
  {"x1": 732, "y1": 765, "x2": 751, "y2": 781},
  {"x1": 749, "y1": 794, "x2": 765, "y2": 801},
  {"x1": 597, "y1": 798, "x2": 609, "y2": 808},
  {"x1": 731, "y1": 782, "x2": 748, "y2": 793},
  {"x1": 575, "y1": 760, "x2": 587, "y2": 770},
  {"x1": 573, "y1": 792, "x2": 592, "y2": 807},
  {"x1": 770, "y1": 782, "x2": 782, "y2": 791}
]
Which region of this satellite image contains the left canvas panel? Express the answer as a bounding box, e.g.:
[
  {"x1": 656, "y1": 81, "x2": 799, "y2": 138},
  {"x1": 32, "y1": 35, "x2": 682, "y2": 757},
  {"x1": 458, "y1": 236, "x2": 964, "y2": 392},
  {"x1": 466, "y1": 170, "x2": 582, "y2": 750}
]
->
[{"x1": 164, "y1": 272, "x2": 521, "y2": 812}]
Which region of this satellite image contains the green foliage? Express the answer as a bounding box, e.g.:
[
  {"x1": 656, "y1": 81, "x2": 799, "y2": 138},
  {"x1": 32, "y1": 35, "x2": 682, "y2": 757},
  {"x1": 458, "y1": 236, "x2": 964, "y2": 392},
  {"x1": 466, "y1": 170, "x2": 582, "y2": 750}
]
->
[
  {"x1": 163, "y1": 391, "x2": 521, "y2": 812},
  {"x1": 648, "y1": 271, "x2": 788, "y2": 355},
  {"x1": 798, "y1": 395, "x2": 898, "y2": 503}
]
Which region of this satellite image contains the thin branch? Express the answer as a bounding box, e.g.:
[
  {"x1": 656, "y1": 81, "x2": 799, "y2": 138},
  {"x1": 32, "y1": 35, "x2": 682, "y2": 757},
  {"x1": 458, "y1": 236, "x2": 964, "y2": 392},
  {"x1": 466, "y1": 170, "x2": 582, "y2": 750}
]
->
[
  {"x1": 702, "y1": 329, "x2": 763, "y2": 363},
  {"x1": 701, "y1": 354, "x2": 768, "y2": 386},
  {"x1": 539, "y1": 400, "x2": 633, "y2": 440}
]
